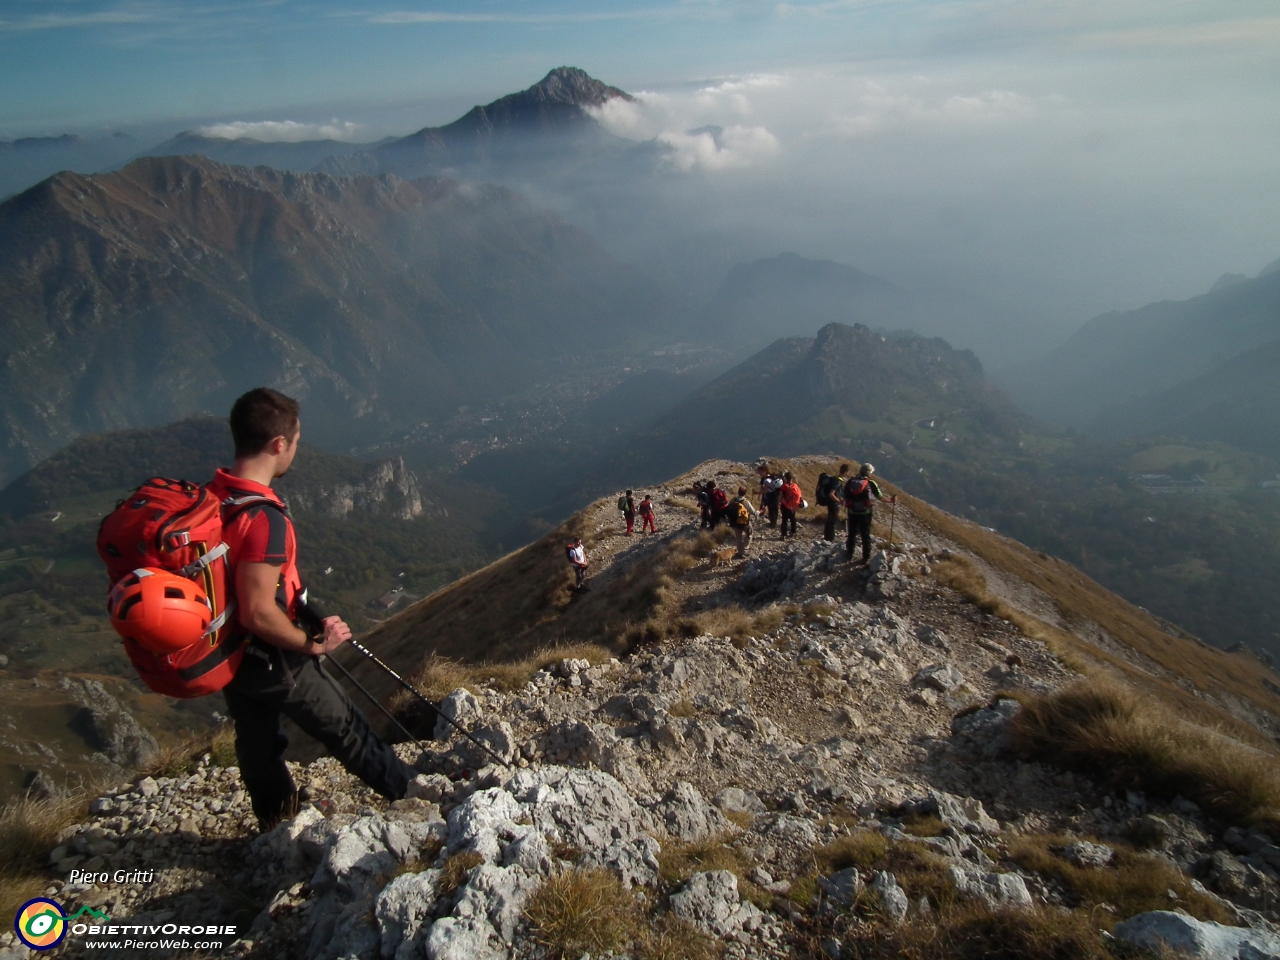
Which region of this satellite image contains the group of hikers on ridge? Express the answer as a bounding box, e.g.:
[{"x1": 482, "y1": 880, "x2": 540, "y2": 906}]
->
[{"x1": 570, "y1": 463, "x2": 895, "y2": 588}]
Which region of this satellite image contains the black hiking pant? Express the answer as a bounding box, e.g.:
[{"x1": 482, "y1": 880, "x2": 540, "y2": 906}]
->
[
  {"x1": 224, "y1": 642, "x2": 414, "y2": 828},
  {"x1": 824, "y1": 503, "x2": 843, "y2": 541},
  {"x1": 764, "y1": 495, "x2": 778, "y2": 527},
  {"x1": 780, "y1": 507, "x2": 797, "y2": 538},
  {"x1": 847, "y1": 511, "x2": 873, "y2": 562}
]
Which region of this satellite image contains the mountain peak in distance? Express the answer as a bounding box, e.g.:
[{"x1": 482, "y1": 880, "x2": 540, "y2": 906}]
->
[{"x1": 438, "y1": 66, "x2": 633, "y2": 137}]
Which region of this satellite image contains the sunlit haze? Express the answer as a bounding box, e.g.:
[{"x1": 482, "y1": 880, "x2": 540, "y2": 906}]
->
[{"x1": 2, "y1": 0, "x2": 1277, "y2": 364}]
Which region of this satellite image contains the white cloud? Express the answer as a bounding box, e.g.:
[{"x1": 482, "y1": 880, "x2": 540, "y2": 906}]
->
[
  {"x1": 820, "y1": 84, "x2": 1038, "y2": 138},
  {"x1": 195, "y1": 120, "x2": 365, "y2": 142},
  {"x1": 657, "y1": 124, "x2": 780, "y2": 172},
  {"x1": 587, "y1": 72, "x2": 785, "y2": 172}
]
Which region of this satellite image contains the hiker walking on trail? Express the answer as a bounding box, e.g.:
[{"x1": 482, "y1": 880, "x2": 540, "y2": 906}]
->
[
  {"x1": 619, "y1": 490, "x2": 636, "y2": 535},
  {"x1": 757, "y1": 463, "x2": 781, "y2": 528},
  {"x1": 210, "y1": 388, "x2": 415, "y2": 831},
  {"x1": 844, "y1": 463, "x2": 892, "y2": 565},
  {"x1": 820, "y1": 464, "x2": 851, "y2": 542},
  {"x1": 567, "y1": 537, "x2": 589, "y2": 590},
  {"x1": 638, "y1": 494, "x2": 657, "y2": 534},
  {"x1": 778, "y1": 471, "x2": 802, "y2": 540},
  {"x1": 708, "y1": 480, "x2": 730, "y2": 530},
  {"x1": 728, "y1": 486, "x2": 759, "y2": 558}
]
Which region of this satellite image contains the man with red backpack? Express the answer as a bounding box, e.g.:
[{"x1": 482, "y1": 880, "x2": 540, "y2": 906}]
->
[
  {"x1": 844, "y1": 462, "x2": 893, "y2": 565},
  {"x1": 707, "y1": 480, "x2": 730, "y2": 529},
  {"x1": 210, "y1": 389, "x2": 415, "y2": 830}
]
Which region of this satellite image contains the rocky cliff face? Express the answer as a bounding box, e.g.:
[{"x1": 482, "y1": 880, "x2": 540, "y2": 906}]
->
[
  {"x1": 14, "y1": 460, "x2": 1280, "y2": 960},
  {"x1": 284, "y1": 456, "x2": 424, "y2": 521}
]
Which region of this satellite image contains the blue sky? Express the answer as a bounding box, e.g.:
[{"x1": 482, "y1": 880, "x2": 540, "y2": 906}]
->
[
  {"x1": 3, "y1": 0, "x2": 1275, "y2": 137},
  {"x1": 2, "y1": 0, "x2": 1278, "y2": 360}
]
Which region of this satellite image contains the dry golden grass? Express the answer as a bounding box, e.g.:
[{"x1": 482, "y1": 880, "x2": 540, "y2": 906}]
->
[
  {"x1": 658, "y1": 833, "x2": 770, "y2": 908},
  {"x1": 903, "y1": 489, "x2": 1280, "y2": 741},
  {"x1": 140, "y1": 721, "x2": 238, "y2": 779},
  {"x1": 388, "y1": 642, "x2": 614, "y2": 732},
  {"x1": 525, "y1": 867, "x2": 644, "y2": 959},
  {"x1": 901, "y1": 814, "x2": 947, "y2": 838},
  {"x1": 438, "y1": 851, "x2": 484, "y2": 894},
  {"x1": 0, "y1": 792, "x2": 86, "y2": 908},
  {"x1": 840, "y1": 903, "x2": 1110, "y2": 960},
  {"x1": 658, "y1": 832, "x2": 752, "y2": 887},
  {"x1": 636, "y1": 916, "x2": 719, "y2": 960},
  {"x1": 812, "y1": 830, "x2": 889, "y2": 871},
  {"x1": 1010, "y1": 683, "x2": 1280, "y2": 831},
  {"x1": 1006, "y1": 833, "x2": 1234, "y2": 925},
  {"x1": 668, "y1": 699, "x2": 698, "y2": 718}
]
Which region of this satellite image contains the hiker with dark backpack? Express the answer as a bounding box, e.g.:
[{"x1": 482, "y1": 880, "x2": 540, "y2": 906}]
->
[
  {"x1": 844, "y1": 462, "x2": 892, "y2": 565},
  {"x1": 778, "y1": 471, "x2": 802, "y2": 539},
  {"x1": 619, "y1": 490, "x2": 636, "y2": 535},
  {"x1": 817, "y1": 464, "x2": 851, "y2": 542},
  {"x1": 707, "y1": 481, "x2": 730, "y2": 530},
  {"x1": 727, "y1": 486, "x2": 758, "y2": 558},
  {"x1": 638, "y1": 494, "x2": 657, "y2": 534},
  {"x1": 693, "y1": 481, "x2": 711, "y2": 529}
]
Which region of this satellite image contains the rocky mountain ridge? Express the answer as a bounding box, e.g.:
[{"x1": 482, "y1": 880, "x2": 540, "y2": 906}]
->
[{"x1": 10, "y1": 457, "x2": 1280, "y2": 959}]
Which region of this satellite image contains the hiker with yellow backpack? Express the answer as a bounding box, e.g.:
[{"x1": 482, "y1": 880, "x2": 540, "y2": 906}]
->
[{"x1": 727, "y1": 486, "x2": 759, "y2": 558}]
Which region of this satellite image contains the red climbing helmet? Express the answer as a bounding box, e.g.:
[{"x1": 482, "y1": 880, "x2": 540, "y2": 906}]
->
[{"x1": 107, "y1": 568, "x2": 213, "y2": 655}]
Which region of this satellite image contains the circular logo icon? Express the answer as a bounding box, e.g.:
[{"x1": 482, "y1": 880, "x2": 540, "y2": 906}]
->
[{"x1": 14, "y1": 898, "x2": 67, "y2": 950}]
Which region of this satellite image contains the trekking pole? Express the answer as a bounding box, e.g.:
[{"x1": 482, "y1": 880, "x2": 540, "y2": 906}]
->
[
  {"x1": 343, "y1": 635, "x2": 512, "y2": 769},
  {"x1": 888, "y1": 497, "x2": 898, "y2": 547},
  {"x1": 298, "y1": 590, "x2": 511, "y2": 768},
  {"x1": 320, "y1": 652, "x2": 427, "y2": 748}
]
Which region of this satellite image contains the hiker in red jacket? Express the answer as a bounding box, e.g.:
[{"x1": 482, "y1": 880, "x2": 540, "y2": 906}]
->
[
  {"x1": 638, "y1": 494, "x2": 657, "y2": 534},
  {"x1": 213, "y1": 388, "x2": 414, "y2": 830},
  {"x1": 778, "y1": 471, "x2": 802, "y2": 540}
]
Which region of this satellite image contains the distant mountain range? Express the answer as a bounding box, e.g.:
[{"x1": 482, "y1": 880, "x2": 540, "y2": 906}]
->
[
  {"x1": 0, "y1": 154, "x2": 668, "y2": 484},
  {"x1": 1001, "y1": 259, "x2": 1280, "y2": 429},
  {"x1": 139, "y1": 133, "x2": 391, "y2": 175},
  {"x1": 0, "y1": 132, "x2": 139, "y2": 200},
  {"x1": 0, "y1": 68, "x2": 639, "y2": 203},
  {"x1": 612, "y1": 321, "x2": 1028, "y2": 484}
]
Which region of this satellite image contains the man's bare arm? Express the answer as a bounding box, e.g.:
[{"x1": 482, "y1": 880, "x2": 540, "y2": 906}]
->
[{"x1": 236, "y1": 560, "x2": 350, "y2": 655}]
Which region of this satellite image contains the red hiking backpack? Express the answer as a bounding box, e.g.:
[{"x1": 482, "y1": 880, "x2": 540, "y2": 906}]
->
[
  {"x1": 97, "y1": 478, "x2": 275, "y2": 698},
  {"x1": 843, "y1": 477, "x2": 872, "y2": 511}
]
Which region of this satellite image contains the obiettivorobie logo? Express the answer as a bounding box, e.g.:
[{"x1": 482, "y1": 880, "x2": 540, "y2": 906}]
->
[{"x1": 14, "y1": 898, "x2": 109, "y2": 950}]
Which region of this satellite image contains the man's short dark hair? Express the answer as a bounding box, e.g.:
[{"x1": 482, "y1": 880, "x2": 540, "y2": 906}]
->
[
  {"x1": 839, "y1": 463, "x2": 850, "y2": 474},
  {"x1": 229, "y1": 388, "x2": 300, "y2": 457}
]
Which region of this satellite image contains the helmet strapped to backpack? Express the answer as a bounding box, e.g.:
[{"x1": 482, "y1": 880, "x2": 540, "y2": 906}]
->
[
  {"x1": 97, "y1": 477, "x2": 278, "y2": 699},
  {"x1": 108, "y1": 568, "x2": 214, "y2": 655}
]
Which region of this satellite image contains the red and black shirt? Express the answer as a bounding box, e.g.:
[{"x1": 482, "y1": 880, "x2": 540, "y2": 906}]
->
[{"x1": 206, "y1": 468, "x2": 301, "y2": 627}]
